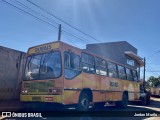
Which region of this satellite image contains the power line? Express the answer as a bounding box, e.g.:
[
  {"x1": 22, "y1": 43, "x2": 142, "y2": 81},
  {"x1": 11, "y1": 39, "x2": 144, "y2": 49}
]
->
[
  {"x1": 62, "y1": 27, "x2": 90, "y2": 43},
  {"x1": 15, "y1": 0, "x2": 91, "y2": 44},
  {"x1": 26, "y1": 0, "x2": 101, "y2": 43},
  {"x1": 147, "y1": 63, "x2": 160, "y2": 65},
  {"x1": 13, "y1": 0, "x2": 59, "y2": 26},
  {"x1": 146, "y1": 51, "x2": 160, "y2": 60},
  {"x1": 146, "y1": 71, "x2": 160, "y2": 72},
  {"x1": 62, "y1": 30, "x2": 89, "y2": 43},
  {"x1": 146, "y1": 63, "x2": 160, "y2": 76},
  {"x1": 62, "y1": 32, "x2": 78, "y2": 47},
  {"x1": 1, "y1": 0, "x2": 92, "y2": 44},
  {"x1": 1, "y1": 0, "x2": 58, "y2": 30}
]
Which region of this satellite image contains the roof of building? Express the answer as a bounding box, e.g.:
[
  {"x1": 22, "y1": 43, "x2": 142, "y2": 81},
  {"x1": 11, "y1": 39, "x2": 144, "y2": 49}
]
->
[
  {"x1": 87, "y1": 41, "x2": 137, "y2": 51},
  {"x1": 86, "y1": 41, "x2": 144, "y2": 67},
  {"x1": 125, "y1": 51, "x2": 144, "y2": 67}
]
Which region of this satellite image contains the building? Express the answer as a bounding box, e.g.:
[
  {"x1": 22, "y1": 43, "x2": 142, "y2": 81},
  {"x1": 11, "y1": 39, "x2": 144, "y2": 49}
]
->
[{"x1": 86, "y1": 41, "x2": 144, "y2": 76}]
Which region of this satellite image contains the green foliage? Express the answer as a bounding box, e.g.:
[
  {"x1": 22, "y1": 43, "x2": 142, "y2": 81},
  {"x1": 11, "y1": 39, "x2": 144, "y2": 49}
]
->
[{"x1": 146, "y1": 76, "x2": 160, "y2": 88}]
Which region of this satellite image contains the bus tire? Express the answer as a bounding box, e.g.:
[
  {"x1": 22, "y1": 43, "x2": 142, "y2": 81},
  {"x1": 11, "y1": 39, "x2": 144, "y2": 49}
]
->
[
  {"x1": 140, "y1": 98, "x2": 146, "y2": 105},
  {"x1": 140, "y1": 94, "x2": 150, "y2": 105},
  {"x1": 146, "y1": 98, "x2": 151, "y2": 105},
  {"x1": 117, "y1": 93, "x2": 128, "y2": 109},
  {"x1": 77, "y1": 92, "x2": 89, "y2": 111},
  {"x1": 146, "y1": 95, "x2": 150, "y2": 105}
]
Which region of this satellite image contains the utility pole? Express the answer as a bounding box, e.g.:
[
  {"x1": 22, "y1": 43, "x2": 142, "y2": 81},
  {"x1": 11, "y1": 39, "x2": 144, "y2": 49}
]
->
[
  {"x1": 58, "y1": 24, "x2": 61, "y2": 41},
  {"x1": 143, "y1": 57, "x2": 146, "y2": 88}
]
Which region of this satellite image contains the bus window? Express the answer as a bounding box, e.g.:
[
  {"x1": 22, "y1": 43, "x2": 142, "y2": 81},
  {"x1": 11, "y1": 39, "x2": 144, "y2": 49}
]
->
[
  {"x1": 117, "y1": 65, "x2": 126, "y2": 80},
  {"x1": 132, "y1": 70, "x2": 138, "y2": 81},
  {"x1": 126, "y1": 68, "x2": 133, "y2": 81},
  {"x1": 24, "y1": 51, "x2": 61, "y2": 80},
  {"x1": 108, "y1": 62, "x2": 118, "y2": 78},
  {"x1": 25, "y1": 55, "x2": 41, "y2": 80},
  {"x1": 64, "y1": 52, "x2": 70, "y2": 68},
  {"x1": 95, "y1": 58, "x2": 100, "y2": 74},
  {"x1": 70, "y1": 53, "x2": 80, "y2": 70},
  {"x1": 64, "y1": 52, "x2": 81, "y2": 79},
  {"x1": 40, "y1": 52, "x2": 61, "y2": 79},
  {"x1": 95, "y1": 57, "x2": 107, "y2": 76},
  {"x1": 82, "y1": 53, "x2": 95, "y2": 74}
]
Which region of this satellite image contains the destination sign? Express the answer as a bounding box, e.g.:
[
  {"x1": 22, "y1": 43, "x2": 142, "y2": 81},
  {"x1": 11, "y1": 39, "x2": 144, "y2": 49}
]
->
[
  {"x1": 28, "y1": 42, "x2": 60, "y2": 54},
  {"x1": 35, "y1": 44, "x2": 51, "y2": 53}
]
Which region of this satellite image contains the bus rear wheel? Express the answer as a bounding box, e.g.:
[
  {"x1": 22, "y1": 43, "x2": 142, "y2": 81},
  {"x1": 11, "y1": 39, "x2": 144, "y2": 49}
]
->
[
  {"x1": 141, "y1": 95, "x2": 150, "y2": 105},
  {"x1": 77, "y1": 93, "x2": 89, "y2": 111},
  {"x1": 146, "y1": 96, "x2": 150, "y2": 105},
  {"x1": 116, "y1": 93, "x2": 128, "y2": 109}
]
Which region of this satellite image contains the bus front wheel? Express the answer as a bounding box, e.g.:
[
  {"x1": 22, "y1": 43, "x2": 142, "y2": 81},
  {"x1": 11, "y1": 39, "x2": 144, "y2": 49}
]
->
[{"x1": 77, "y1": 93, "x2": 89, "y2": 111}]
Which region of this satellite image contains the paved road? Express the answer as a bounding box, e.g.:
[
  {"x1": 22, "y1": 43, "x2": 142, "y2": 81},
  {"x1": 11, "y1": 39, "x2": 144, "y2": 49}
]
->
[
  {"x1": 0, "y1": 97, "x2": 160, "y2": 120},
  {"x1": 39, "y1": 97, "x2": 160, "y2": 120}
]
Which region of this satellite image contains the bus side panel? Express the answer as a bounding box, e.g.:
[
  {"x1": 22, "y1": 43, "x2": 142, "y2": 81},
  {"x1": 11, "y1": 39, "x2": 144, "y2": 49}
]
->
[
  {"x1": 119, "y1": 80, "x2": 140, "y2": 101},
  {"x1": 63, "y1": 75, "x2": 82, "y2": 104},
  {"x1": 127, "y1": 81, "x2": 140, "y2": 100},
  {"x1": 107, "y1": 78, "x2": 122, "y2": 101},
  {"x1": 100, "y1": 76, "x2": 109, "y2": 91},
  {"x1": 111, "y1": 92, "x2": 123, "y2": 101},
  {"x1": 82, "y1": 73, "x2": 104, "y2": 102},
  {"x1": 63, "y1": 90, "x2": 81, "y2": 104},
  {"x1": 133, "y1": 82, "x2": 141, "y2": 100},
  {"x1": 98, "y1": 76, "x2": 108, "y2": 102},
  {"x1": 82, "y1": 73, "x2": 97, "y2": 90},
  {"x1": 100, "y1": 77, "x2": 115, "y2": 101},
  {"x1": 100, "y1": 77, "x2": 141, "y2": 102}
]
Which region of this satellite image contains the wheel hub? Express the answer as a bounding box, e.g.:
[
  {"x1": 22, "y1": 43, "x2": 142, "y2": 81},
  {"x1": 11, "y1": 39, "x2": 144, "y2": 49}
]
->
[{"x1": 81, "y1": 98, "x2": 88, "y2": 109}]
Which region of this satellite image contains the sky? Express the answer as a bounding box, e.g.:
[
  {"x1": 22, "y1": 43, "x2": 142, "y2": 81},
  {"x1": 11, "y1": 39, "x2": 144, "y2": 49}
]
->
[{"x1": 0, "y1": 0, "x2": 160, "y2": 79}]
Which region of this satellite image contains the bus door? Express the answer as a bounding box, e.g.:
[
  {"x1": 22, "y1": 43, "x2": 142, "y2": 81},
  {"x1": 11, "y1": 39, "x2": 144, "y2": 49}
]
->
[{"x1": 63, "y1": 51, "x2": 82, "y2": 104}]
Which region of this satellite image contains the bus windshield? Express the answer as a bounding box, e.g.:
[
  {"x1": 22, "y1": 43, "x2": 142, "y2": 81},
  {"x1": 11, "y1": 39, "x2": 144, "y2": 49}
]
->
[{"x1": 23, "y1": 51, "x2": 61, "y2": 80}]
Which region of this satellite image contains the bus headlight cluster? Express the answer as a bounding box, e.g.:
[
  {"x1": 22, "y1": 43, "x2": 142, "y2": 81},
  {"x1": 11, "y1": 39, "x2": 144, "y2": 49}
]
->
[
  {"x1": 48, "y1": 88, "x2": 61, "y2": 94},
  {"x1": 22, "y1": 89, "x2": 28, "y2": 93}
]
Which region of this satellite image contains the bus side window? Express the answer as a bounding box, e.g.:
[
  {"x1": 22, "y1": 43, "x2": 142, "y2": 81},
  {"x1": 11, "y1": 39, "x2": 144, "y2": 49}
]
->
[
  {"x1": 64, "y1": 51, "x2": 81, "y2": 79},
  {"x1": 108, "y1": 62, "x2": 118, "y2": 78},
  {"x1": 82, "y1": 53, "x2": 95, "y2": 74},
  {"x1": 118, "y1": 65, "x2": 126, "y2": 80},
  {"x1": 95, "y1": 57, "x2": 107, "y2": 76},
  {"x1": 132, "y1": 70, "x2": 138, "y2": 81},
  {"x1": 126, "y1": 68, "x2": 133, "y2": 81},
  {"x1": 95, "y1": 57, "x2": 100, "y2": 75},
  {"x1": 70, "y1": 53, "x2": 80, "y2": 70},
  {"x1": 64, "y1": 53, "x2": 70, "y2": 68}
]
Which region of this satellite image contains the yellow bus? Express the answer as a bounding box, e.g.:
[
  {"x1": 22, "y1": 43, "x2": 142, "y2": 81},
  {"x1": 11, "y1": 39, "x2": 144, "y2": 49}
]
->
[{"x1": 20, "y1": 41, "x2": 149, "y2": 111}]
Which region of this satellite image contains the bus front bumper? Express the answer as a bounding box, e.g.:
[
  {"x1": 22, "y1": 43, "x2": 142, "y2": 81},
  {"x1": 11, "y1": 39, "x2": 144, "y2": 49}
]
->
[{"x1": 20, "y1": 94, "x2": 62, "y2": 104}]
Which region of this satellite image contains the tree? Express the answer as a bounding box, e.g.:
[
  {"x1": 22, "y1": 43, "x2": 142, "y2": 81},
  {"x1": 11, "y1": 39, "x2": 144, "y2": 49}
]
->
[{"x1": 146, "y1": 76, "x2": 160, "y2": 88}]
